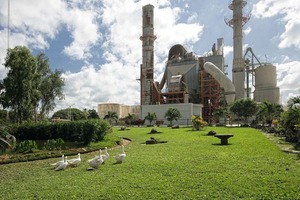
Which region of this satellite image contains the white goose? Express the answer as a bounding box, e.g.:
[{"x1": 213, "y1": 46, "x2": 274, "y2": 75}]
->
[
  {"x1": 50, "y1": 154, "x2": 65, "y2": 167},
  {"x1": 88, "y1": 150, "x2": 104, "y2": 170},
  {"x1": 67, "y1": 153, "x2": 81, "y2": 167},
  {"x1": 55, "y1": 156, "x2": 68, "y2": 171},
  {"x1": 114, "y1": 145, "x2": 126, "y2": 163},
  {"x1": 101, "y1": 147, "x2": 110, "y2": 163}
]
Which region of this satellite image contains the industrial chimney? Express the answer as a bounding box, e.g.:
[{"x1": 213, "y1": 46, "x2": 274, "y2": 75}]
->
[
  {"x1": 225, "y1": 0, "x2": 250, "y2": 100},
  {"x1": 140, "y1": 4, "x2": 156, "y2": 105}
]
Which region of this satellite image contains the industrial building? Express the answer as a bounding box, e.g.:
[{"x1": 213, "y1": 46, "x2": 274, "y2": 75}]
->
[{"x1": 98, "y1": 1, "x2": 280, "y2": 125}]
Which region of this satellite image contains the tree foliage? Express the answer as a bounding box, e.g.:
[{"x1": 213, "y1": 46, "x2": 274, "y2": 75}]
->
[
  {"x1": 87, "y1": 109, "x2": 100, "y2": 119},
  {"x1": 52, "y1": 108, "x2": 87, "y2": 121},
  {"x1": 103, "y1": 111, "x2": 118, "y2": 125},
  {"x1": 191, "y1": 115, "x2": 207, "y2": 131},
  {"x1": 287, "y1": 96, "x2": 300, "y2": 109},
  {"x1": 0, "y1": 46, "x2": 64, "y2": 123},
  {"x1": 256, "y1": 101, "x2": 283, "y2": 126},
  {"x1": 144, "y1": 112, "x2": 157, "y2": 126},
  {"x1": 230, "y1": 98, "x2": 257, "y2": 124},
  {"x1": 280, "y1": 96, "x2": 300, "y2": 142},
  {"x1": 164, "y1": 108, "x2": 182, "y2": 126}
]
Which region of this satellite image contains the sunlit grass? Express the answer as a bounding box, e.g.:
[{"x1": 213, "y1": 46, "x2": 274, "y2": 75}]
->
[{"x1": 0, "y1": 126, "x2": 299, "y2": 199}]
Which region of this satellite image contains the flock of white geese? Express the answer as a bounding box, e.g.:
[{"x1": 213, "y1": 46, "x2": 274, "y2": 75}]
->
[{"x1": 50, "y1": 145, "x2": 126, "y2": 171}]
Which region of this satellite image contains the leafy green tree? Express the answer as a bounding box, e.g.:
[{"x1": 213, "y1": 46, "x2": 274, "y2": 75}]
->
[
  {"x1": 104, "y1": 111, "x2": 118, "y2": 125},
  {"x1": 230, "y1": 98, "x2": 257, "y2": 125},
  {"x1": 257, "y1": 101, "x2": 283, "y2": 126},
  {"x1": 33, "y1": 53, "x2": 64, "y2": 120},
  {"x1": 144, "y1": 112, "x2": 157, "y2": 126},
  {"x1": 88, "y1": 109, "x2": 99, "y2": 119},
  {"x1": 1, "y1": 46, "x2": 36, "y2": 123},
  {"x1": 164, "y1": 108, "x2": 182, "y2": 126},
  {"x1": 0, "y1": 46, "x2": 64, "y2": 123},
  {"x1": 52, "y1": 108, "x2": 87, "y2": 121}
]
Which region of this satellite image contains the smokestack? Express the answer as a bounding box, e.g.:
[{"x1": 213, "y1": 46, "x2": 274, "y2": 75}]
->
[
  {"x1": 225, "y1": 0, "x2": 250, "y2": 100},
  {"x1": 140, "y1": 4, "x2": 156, "y2": 105}
]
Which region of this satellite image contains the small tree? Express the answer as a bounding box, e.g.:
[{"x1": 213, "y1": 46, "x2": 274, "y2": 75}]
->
[
  {"x1": 164, "y1": 108, "x2": 182, "y2": 126},
  {"x1": 124, "y1": 113, "x2": 136, "y2": 126},
  {"x1": 144, "y1": 112, "x2": 157, "y2": 126}
]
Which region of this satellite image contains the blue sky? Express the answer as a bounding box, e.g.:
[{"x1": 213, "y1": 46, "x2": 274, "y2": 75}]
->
[{"x1": 0, "y1": 0, "x2": 299, "y2": 115}]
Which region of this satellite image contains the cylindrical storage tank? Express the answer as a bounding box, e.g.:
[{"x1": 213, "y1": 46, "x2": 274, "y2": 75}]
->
[{"x1": 255, "y1": 64, "x2": 277, "y2": 88}]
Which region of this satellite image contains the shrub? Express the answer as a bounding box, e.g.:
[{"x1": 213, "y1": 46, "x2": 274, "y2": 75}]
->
[
  {"x1": 155, "y1": 120, "x2": 164, "y2": 127},
  {"x1": 191, "y1": 115, "x2": 208, "y2": 131},
  {"x1": 44, "y1": 138, "x2": 65, "y2": 150},
  {"x1": 14, "y1": 140, "x2": 37, "y2": 153},
  {"x1": 11, "y1": 119, "x2": 111, "y2": 145}
]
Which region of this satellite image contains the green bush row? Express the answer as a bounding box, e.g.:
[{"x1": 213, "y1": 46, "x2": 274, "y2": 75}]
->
[{"x1": 11, "y1": 120, "x2": 111, "y2": 145}]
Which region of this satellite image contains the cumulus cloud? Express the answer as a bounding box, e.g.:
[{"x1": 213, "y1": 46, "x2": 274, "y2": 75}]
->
[
  {"x1": 0, "y1": 0, "x2": 101, "y2": 60},
  {"x1": 277, "y1": 61, "x2": 300, "y2": 104},
  {"x1": 252, "y1": 0, "x2": 300, "y2": 49},
  {"x1": 53, "y1": 0, "x2": 204, "y2": 112}
]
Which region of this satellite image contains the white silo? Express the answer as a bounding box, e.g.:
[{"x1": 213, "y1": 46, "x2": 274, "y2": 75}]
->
[{"x1": 254, "y1": 64, "x2": 280, "y2": 104}]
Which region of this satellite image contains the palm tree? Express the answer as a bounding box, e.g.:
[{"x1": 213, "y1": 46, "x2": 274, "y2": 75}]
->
[
  {"x1": 280, "y1": 107, "x2": 300, "y2": 142},
  {"x1": 212, "y1": 106, "x2": 229, "y2": 125},
  {"x1": 124, "y1": 113, "x2": 135, "y2": 125},
  {"x1": 287, "y1": 96, "x2": 300, "y2": 109},
  {"x1": 257, "y1": 101, "x2": 283, "y2": 127},
  {"x1": 164, "y1": 108, "x2": 182, "y2": 126},
  {"x1": 144, "y1": 112, "x2": 157, "y2": 126},
  {"x1": 104, "y1": 111, "x2": 118, "y2": 125}
]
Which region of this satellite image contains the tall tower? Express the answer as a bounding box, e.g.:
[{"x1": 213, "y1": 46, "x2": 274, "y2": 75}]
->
[
  {"x1": 140, "y1": 4, "x2": 156, "y2": 105},
  {"x1": 225, "y1": 0, "x2": 250, "y2": 100}
]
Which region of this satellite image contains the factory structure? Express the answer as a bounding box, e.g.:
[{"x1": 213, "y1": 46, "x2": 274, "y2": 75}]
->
[{"x1": 98, "y1": 1, "x2": 280, "y2": 125}]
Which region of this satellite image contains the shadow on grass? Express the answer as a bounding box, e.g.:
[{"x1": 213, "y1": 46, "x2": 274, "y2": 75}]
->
[{"x1": 211, "y1": 143, "x2": 233, "y2": 146}]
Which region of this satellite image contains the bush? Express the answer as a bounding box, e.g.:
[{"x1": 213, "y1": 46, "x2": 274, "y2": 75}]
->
[
  {"x1": 191, "y1": 115, "x2": 208, "y2": 131},
  {"x1": 14, "y1": 140, "x2": 37, "y2": 153},
  {"x1": 44, "y1": 138, "x2": 65, "y2": 150},
  {"x1": 11, "y1": 119, "x2": 111, "y2": 145},
  {"x1": 155, "y1": 120, "x2": 164, "y2": 127}
]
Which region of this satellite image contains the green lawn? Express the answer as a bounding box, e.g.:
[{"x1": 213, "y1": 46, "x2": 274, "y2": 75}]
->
[{"x1": 0, "y1": 127, "x2": 299, "y2": 199}]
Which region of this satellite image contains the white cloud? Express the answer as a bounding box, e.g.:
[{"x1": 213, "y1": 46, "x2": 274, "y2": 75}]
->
[
  {"x1": 62, "y1": 8, "x2": 101, "y2": 60},
  {"x1": 243, "y1": 26, "x2": 251, "y2": 35},
  {"x1": 54, "y1": 0, "x2": 204, "y2": 112},
  {"x1": 0, "y1": 0, "x2": 101, "y2": 60},
  {"x1": 252, "y1": 0, "x2": 300, "y2": 49},
  {"x1": 277, "y1": 61, "x2": 300, "y2": 104},
  {"x1": 223, "y1": 45, "x2": 233, "y2": 58}
]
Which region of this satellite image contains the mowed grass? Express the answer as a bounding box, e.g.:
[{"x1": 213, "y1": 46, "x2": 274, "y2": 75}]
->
[{"x1": 0, "y1": 127, "x2": 299, "y2": 199}]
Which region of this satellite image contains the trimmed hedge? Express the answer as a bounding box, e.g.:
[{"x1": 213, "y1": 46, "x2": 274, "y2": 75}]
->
[{"x1": 11, "y1": 119, "x2": 111, "y2": 145}]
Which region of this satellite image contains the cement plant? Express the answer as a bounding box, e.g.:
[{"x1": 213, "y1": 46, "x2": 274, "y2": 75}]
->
[{"x1": 98, "y1": 0, "x2": 280, "y2": 125}]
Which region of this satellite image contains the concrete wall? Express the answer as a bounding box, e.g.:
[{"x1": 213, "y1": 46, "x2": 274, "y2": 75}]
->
[{"x1": 141, "y1": 103, "x2": 203, "y2": 126}]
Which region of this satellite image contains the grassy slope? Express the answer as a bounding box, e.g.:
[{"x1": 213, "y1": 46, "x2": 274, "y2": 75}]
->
[{"x1": 0, "y1": 127, "x2": 299, "y2": 199}]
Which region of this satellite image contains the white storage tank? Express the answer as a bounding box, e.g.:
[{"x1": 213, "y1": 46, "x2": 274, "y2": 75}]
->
[
  {"x1": 254, "y1": 64, "x2": 280, "y2": 104},
  {"x1": 255, "y1": 64, "x2": 277, "y2": 88}
]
